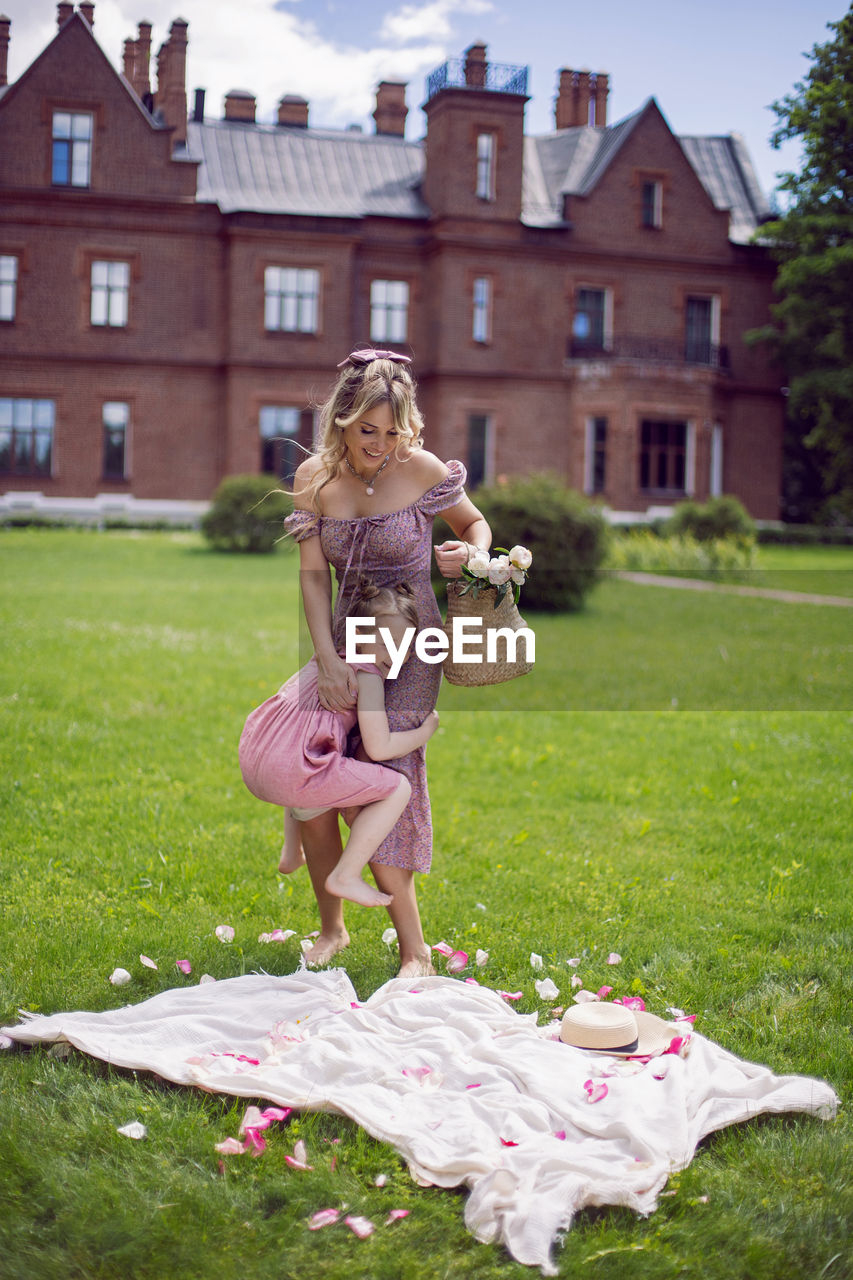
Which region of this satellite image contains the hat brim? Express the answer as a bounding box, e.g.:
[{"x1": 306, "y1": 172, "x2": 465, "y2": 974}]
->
[{"x1": 605, "y1": 1010, "x2": 680, "y2": 1057}]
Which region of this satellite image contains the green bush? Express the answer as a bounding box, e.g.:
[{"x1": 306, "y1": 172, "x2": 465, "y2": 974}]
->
[
  {"x1": 434, "y1": 472, "x2": 609, "y2": 611},
  {"x1": 667, "y1": 495, "x2": 755, "y2": 544},
  {"x1": 607, "y1": 529, "x2": 757, "y2": 576},
  {"x1": 757, "y1": 522, "x2": 853, "y2": 545},
  {"x1": 201, "y1": 474, "x2": 293, "y2": 553}
]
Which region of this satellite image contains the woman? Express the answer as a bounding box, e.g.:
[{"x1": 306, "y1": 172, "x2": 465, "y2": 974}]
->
[{"x1": 285, "y1": 348, "x2": 491, "y2": 977}]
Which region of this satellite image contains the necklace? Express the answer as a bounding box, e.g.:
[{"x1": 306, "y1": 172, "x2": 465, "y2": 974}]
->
[{"x1": 343, "y1": 453, "x2": 390, "y2": 495}]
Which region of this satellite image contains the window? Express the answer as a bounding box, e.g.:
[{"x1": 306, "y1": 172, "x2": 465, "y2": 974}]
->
[
  {"x1": 102, "y1": 401, "x2": 129, "y2": 479},
  {"x1": 0, "y1": 255, "x2": 18, "y2": 321},
  {"x1": 710, "y1": 424, "x2": 724, "y2": 497},
  {"x1": 52, "y1": 111, "x2": 92, "y2": 187},
  {"x1": 0, "y1": 398, "x2": 55, "y2": 476},
  {"x1": 472, "y1": 276, "x2": 491, "y2": 343},
  {"x1": 639, "y1": 420, "x2": 687, "y2": 493},
  {"x1": 584, "y1": 417, "x2": 608, "y2": 493},
  {"x1": 572, "y1": 287, "x2": 610, "y2": 352},
  {"x1": 370, "y1": 280, "x2": 409, "y2": 343},
  {"x1": 685, "y1": 296, "x2": 720, "y2": 364},
  {"x1": 476, "y1": 132, "x2": 496, "y2": 201},
  {"x1": 260, "y1": 406, "x2": 302, "y2": 486},
  {"x1": 91, "y1": 260, "x2": 130, "y2": 327},
  {"x1": 467, "y1": 414, "x2": 490, "y2": 490},
  {"x1": 264, "y1": 267, "x2": 320, "y2": 333},
  {"x1": 641, "y1": 180, "x2": 662, "y2": 228}
]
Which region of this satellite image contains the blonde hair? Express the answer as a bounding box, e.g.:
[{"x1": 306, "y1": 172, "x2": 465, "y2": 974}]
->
[
  {"x1": 348, "y1": 576, "x2": 420, "y2": 631},
  {"x1": 298, "y1": 355, "x2": 424, "y2": 517}
]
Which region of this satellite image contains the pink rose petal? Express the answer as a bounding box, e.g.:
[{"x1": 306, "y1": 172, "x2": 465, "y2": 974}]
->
[
  {"x1": 475, "y1": 949, "x2": 489, "y2": 967},
  {"x1": 175, "y1": 959, "x2": 192, "y2": 974},
  {"x1": 573, "y1": 989, "x2": 599, "y2": 1003},
  {"x1": 616, "y1": 995, "x2": 645, "y2": 1011},
  {"x1": 464, "y1": 977, "x2": 480, "y2": 986},
  {"x1": 240, "y1": 1106, "x2": 265, "y2": 1134},
  {"x1": 446, "y1": 950, "x2": 469, "y2": 973},
  {"x1": 385, "y1": 1209, "x2": 409, "y2": 1224},
  {"x1": 261, "y1": 1106, "x2": 292, "y2": 1124},
  {"x1": 431, "y1": 941, "x2": 453, "y2": 957},
  {"x1": 402, "y1": 1065, "x2": 432, "y2": 1081},
  {"x1": 214, "y1": 1137, "x2": 245, "y2": 1155},
  {"x1": 500, "y1": 1138, "x2": 519, "y2": 1147},
  {"x1": 466, "y1": 1083, "x2": 482, "y2": 1090},
  {"x1": 596, "y1": 985, "x2": 613, "y2": 999},
  {"x1": 583, "y1": 1079, "x2": 609, "y2": 1104},
  {"x1": 140, "y1": 954, "x2": 158, "y2": 970},
  {"x1": 109, "y1": 967, "x2": 132, "y2": 986},
  {"x1": 607, "y1": 952, "x2": 622, "y2": 965},
  {"x1": 243, "y1": 1129, "x2": 267, "y2": 1156},
  {"x1": 374, "y1": 1173, "x2": 387, "y2": 1187},
  {"x1": 497, "y1": 990, "x2": 523, "y2": 1001},
  {"x1": 285, "y1": 1138, "x2": 313, "y2": 1170},
  {"x1": 553, "y1": 1130, "x2": 567, "y2": 1140},
  {"x1": 567, "y1": 957, "x2": 581, "y2": 966},
  {"x1": 571, "y1": 974, "x2": 583, "y2": 988},
  {"x1": 344, "y1": 1215, "x2": 375, "y2": 1239},
  {"x1": 308, "y1": 1208, "x2": 340, "y2": 1230},
  {"x1": 667, "y1": 1005, "x2": 686, "y2": 1019},
  {"x1": 215, "y1": 925, "x2": 235, "y2": 943}
]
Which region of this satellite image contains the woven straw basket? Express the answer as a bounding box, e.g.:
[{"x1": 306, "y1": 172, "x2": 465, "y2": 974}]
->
[{"x1": 441, "y1": 579, "x2": 535, "y2": 686}]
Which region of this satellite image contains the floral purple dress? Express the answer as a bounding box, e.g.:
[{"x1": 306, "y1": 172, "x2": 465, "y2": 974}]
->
[{"x1": 284, "y1": 460, "x2": 467, "y2": 873}]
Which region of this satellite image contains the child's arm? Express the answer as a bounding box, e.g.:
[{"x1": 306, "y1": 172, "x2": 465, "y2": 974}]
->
[{"x1": 355, "y1": 670, "x2": 439, "y2": 761}]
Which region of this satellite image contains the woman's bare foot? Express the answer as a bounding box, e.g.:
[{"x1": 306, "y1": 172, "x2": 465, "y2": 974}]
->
[
  {"x1": 303, "y1": 927, "x2": 350, "y2": 967},
  {"x1": 397, "y1": 952, "x2": 436, "y2": 979},
  {"x1": 325, "y1": 869, "x2": 393, "y2": 909}
]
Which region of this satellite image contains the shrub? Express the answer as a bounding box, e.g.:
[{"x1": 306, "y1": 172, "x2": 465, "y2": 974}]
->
[
  {"x1": 667, "y1": 495, "x2": 755, "y2": 544},
  {"x1": 607, "y1": 530, "x2": 757, "y2": 576},
  {"x1": 434, "y1": 473, "x2": 609, "y2": 611},
  {"x1": 201, "y1": 474, "x2": 293, "y2": 553}
]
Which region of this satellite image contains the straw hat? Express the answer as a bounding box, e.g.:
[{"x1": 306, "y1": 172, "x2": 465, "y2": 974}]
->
[{"x1": 560, "y1": 1001, "x2": 679, "y2": 1057}]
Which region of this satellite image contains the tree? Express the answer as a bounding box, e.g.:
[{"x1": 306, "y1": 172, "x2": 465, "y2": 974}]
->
[{"x1": 748, "y1": 3, "x2": 853, "y2": 522}]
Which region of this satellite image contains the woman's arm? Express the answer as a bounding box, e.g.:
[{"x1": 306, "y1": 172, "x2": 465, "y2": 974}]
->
[
  {"x1": 355, "y1": 671, "x2": 439, "y2": 761},
  {"x1": 293, "y1": 460, "x2": 357, "y2": 712},
  {"x1": 434, "y1": 493, "x2": 492, "y2": 579}
]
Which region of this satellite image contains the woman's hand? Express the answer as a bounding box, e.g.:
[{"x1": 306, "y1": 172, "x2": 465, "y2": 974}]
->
[
  {"x1": 316, "y1": 654, "x2": 358, "y2": 712},
  {"x1": 422, "y1": 709, "x2": 440, "y2": 740},
  {"x1": 434, "y1": 540, "x2": 472, "y2": 579}
]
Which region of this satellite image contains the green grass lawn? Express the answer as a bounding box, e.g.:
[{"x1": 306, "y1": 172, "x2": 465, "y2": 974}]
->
[{"x1": 1, "y1": 531, "x2": 851, "y2": 1280}]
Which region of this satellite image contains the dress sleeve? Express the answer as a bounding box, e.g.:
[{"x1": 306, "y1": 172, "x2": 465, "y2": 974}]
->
[
  {"x1": 283, "y1": 509, "x2": 321, "y2": 542},
  {"x1": 415, "y1": 459, "x2": 468, "y2": 517}
]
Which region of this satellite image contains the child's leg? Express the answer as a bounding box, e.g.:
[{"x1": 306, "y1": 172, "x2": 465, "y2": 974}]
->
[
  {"x1": 369, "y1": 862, "x2": 435, "y2": 978},
  {"x1": 278, "y1": 807, "x2": 306, "y2": 874},
  {"x1": 325, "y1": 777, "x2": 411, "y2": 908},
  {"x1": 300, "y1": 810, "x2": 350, "y2": 966}
]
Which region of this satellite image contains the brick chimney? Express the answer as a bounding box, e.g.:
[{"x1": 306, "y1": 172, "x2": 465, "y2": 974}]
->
[
  {"x1": 554, "y1": 68, "x2": 608, "y2": 128},
  {"x1": 464, "y1": 41, "x2": 487, "y2": 87},
  {"x1": 57, "y1": 1, "x2": 73, "y2": 29},
  {"x1": 0, "y1": 14, "x2": 9, "y2": 88},
  {"x1": 373, "y1": 81, "x2": 407, "y2": 136},
  {"x1": 78, "y1": 1, "x2": 94, "y2": 26},
  {"x1": 224, "y1": 89, "x2": 256, "y2": 123},
  {"x1": 593, "y1": 72, "x2": 608, "y2": 126},
  {"x1": 154, "y1": 18, "x2": 188, "y2": 145},
  {"x1": 277, "y1": 94, "x2": 308, "y2": 127},
  {"x1": 134, "y1": 20, "x2": 152, "y2": 100}
]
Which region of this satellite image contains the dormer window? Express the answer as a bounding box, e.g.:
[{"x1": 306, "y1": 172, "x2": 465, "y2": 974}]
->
[
  {"x1": 52, "y1": 111, "x2": 92, "y2": 187},
  {"x1": 476, "y1": 132, "x2": 496, "y2": 201}
]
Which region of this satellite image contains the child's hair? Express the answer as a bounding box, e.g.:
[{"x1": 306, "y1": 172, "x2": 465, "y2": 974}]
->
[
  {"x1": 298, "y1": 352, "x2": 424, "y2": 518},
  {"x1": 348, "y1": 576, "x2": 420, "y2": 631}
]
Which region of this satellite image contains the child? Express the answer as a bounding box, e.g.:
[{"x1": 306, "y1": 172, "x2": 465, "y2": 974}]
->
[{"x1": 239, "y1": 580, "x2": 438, "y2": 910}]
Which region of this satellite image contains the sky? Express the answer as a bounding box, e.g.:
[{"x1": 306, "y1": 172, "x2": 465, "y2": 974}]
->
[{"x1": 1, "y1": 0, "x2": 846, "y2": 199}]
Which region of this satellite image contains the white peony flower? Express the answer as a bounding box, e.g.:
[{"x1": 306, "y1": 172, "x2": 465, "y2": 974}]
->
[
  {"x1": 487, "y1": 555, "x2": 513, "y2": 585},
  {"x1": 510, "y1": 567, "x2": 526, "y2": 585},
  {"x1": 467, "y1": 550, "x2": 491, "y2": 578},
  {"x1": 508, "y1": 545, "x2": 533, "y2": 570}
]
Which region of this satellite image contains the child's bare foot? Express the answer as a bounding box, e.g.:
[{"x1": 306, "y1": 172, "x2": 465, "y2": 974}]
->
[
  {"x1": 303, "y1": 927, "x2": 350, "y2": 967},
  {"x1": 278, "y1": 841, "x2": 306, "y2": 874},
  {"x1": 325, "y1": 870, "x2": 393, "y2": 909},
  {"x1": 398, "y1": 952, "x2": 436, "y2": 979}
]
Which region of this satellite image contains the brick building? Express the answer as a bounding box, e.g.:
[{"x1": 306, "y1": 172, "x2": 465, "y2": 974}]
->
[{"x1": 0, "y1": 4, "x2": 784, "y2": 519}]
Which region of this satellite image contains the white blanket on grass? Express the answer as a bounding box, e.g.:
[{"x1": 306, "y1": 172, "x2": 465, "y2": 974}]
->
[{"x1": 2, "y1": 970, "x2": 838, "y2": 1274}]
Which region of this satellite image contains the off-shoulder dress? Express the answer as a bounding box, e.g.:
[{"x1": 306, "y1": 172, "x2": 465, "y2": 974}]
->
[{"x1": 284, "y1": 459, "x2": 467, "y2": 873}]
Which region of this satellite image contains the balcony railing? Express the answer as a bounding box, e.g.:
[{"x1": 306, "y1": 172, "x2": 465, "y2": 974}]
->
[
  {"x1": 567, "y1": 335, "x2": 730, "y2": 371},
  {"x1": 425, "y1": 59, "x2": 529, "y2": 101}
]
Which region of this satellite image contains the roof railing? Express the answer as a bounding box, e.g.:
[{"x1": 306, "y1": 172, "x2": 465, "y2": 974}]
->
[{"x1": 425, "y1": 59, "x2": 529, "y2": 101}]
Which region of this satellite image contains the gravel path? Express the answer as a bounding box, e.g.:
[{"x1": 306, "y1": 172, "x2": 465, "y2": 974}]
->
[{"x1": 614, "y1": 571, "x2": 853, "y2": 608}]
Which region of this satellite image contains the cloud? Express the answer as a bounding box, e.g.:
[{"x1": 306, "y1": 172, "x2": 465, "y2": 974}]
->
[
  {"x1": 1, "y1": 0, "x2": 487, "y2": 133},
  {"x1": 379, "y1": 0, "x2": 494, "y2": 45}
]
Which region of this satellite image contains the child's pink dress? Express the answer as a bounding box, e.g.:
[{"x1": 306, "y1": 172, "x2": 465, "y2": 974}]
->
[{"x1": 239, "y1": 657, "x2": 400, "y2": 815}]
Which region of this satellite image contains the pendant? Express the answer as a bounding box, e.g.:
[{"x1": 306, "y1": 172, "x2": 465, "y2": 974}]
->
[{"x1": 366, "y1": 485, "x2": 374, "y2": 495}]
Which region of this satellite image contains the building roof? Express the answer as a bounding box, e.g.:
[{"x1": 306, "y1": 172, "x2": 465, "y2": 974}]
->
[{"x1": 184, "y1": 105, "x2": 770, "y2": 242}]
